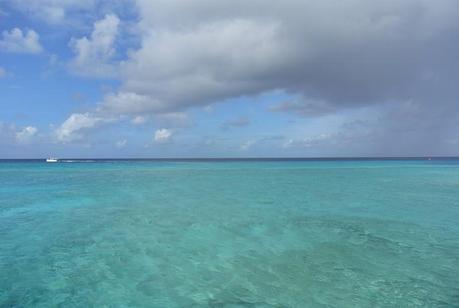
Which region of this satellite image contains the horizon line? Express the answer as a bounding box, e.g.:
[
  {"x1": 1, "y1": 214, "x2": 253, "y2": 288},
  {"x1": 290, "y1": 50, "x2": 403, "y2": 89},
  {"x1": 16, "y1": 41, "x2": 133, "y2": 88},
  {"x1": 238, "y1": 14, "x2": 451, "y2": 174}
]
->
[{"x1": 0, "y1": 156, "x2": 458, "y2": 161}]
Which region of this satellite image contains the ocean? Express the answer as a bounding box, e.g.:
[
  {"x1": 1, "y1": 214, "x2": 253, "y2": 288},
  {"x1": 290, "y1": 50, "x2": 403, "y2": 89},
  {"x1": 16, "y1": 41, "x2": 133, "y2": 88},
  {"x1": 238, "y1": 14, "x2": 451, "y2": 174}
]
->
[{"x1": 1, "y1": 159, "x2": 458, "y2": 307}]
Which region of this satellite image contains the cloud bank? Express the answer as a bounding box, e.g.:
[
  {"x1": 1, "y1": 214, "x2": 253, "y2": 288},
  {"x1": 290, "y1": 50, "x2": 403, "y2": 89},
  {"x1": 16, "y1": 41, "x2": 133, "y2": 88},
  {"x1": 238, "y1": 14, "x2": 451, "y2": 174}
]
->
[
  {"x1": 96, "y1": 0, "x2": 458, "y2": 116},
  {"x1": 50, "y1": 0, "x2": 459, "y2": 154}
]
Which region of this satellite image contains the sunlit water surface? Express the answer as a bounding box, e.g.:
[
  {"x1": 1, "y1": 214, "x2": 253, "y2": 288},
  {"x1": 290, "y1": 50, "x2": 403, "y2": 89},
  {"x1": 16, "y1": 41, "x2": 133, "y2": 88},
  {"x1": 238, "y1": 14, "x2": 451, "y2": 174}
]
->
[{"x1": 1, "y1": 159, "x2": 459, "y2": 307}]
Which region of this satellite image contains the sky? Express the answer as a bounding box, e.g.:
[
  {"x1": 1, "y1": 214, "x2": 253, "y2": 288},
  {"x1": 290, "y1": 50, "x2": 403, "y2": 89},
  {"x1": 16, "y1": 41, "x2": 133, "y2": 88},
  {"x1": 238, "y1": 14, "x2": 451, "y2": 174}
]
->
[{"x1": 0, "y1": 0, "x2": 458, "y2": 158}]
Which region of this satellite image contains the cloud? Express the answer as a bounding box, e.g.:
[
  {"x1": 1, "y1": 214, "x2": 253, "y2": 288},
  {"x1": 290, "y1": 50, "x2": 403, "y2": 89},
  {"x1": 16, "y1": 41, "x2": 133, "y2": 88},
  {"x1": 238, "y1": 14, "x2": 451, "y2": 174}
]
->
[
  {"x1": 283, "y1": 134, "x2": 333, "y2": 149},
  {"x1": 102, "y1": 17, "x2": 285, "y2": 113},
  {"x1": 131, "y1": 112, "x2": 189, "y2": 127},
  {"x1": 270, "y1": 98, "x2": 336, "y2": 117},
  {"x1": 115, "y1": 139, "x2": 127, "y2": 148},
  {"x1": 240, "y1": 140, "x2": 255, "y2": 151},
  {"x1": 130, "y1": 0, "x2": 459, "y2": 155},
  {"x1": 0, "y1": 123, "x2": 39, "y2": 145},
  {"x1": 0, "y1": 67, "x2": 6, "y2": 78},
  {"x1": 154, "y1": 128, "x2": 173, "y2": 143},
  {"x1": 102, "y1": 91, "x2": 164, "y2": 113},
  {"x1": 15, "y1": 126, "x2": 38, "y2": 143},
  {"x1": 0, "y1": 28, "x2": 43, "y2": 54},
  {"x1": 221, "y1": 116, "x2": 250, "y2": 130},
  {"x1": 14, "y1": 0, "x2": 458, "y2": 155},
  {"x1": 93, "y1": 0, "x2": 458, "y2": 120},
  {"x1": 55, "y1": 112, "x2": 114, "y2": 143},
  {"x1": 7, "y1": 0, "x2": 96, "y2": 24},
  {"x1": 155, "y1": 112, "x2": 189, "y2": 128},
  {"x1": 131, "y1": 115, "x2": 147, "y2": 125},
  {"x1": 68, "y1": 14, "x2": 120, "y2": 78}
]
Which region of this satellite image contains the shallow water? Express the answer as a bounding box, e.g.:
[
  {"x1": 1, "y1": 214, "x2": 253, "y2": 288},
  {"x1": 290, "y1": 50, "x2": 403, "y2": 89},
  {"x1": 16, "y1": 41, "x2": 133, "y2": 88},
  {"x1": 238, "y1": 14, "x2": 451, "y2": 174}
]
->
[{"x1": 1, "y1": 160, "x2": 459, "y2": 307}]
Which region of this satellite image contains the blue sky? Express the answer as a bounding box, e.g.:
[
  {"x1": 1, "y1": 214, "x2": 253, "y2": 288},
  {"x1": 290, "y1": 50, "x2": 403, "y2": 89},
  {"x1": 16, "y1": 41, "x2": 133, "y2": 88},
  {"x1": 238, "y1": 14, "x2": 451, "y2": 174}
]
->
[{"x1": 1, "y1": 0, "x2": 458, "y2": 158}]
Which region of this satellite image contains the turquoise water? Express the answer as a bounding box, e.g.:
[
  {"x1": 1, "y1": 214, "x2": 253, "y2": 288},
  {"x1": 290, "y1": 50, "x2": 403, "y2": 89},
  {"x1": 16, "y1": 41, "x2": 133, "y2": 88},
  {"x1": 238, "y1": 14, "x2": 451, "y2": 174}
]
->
[{"x1": 1, "y1": 159, "x2": 459, "y2": 307}]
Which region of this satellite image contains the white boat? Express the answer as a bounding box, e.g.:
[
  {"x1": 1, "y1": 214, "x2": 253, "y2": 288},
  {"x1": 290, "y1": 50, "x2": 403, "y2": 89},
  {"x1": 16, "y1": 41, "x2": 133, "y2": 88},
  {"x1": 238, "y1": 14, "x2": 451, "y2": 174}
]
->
[{"x1": 46, "y1": 158, "x2": 58, "y2": 163}]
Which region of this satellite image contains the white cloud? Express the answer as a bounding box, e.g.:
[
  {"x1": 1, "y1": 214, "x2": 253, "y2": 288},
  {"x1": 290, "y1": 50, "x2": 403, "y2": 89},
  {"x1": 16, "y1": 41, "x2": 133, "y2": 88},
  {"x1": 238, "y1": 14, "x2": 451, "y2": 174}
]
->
[
  {"x1": 204, "y1": 105, "x2": 214, "y2": 113},
  {"x1": 154, "y1": 128, "x2": 173, "y2": 143},
  {"x1": 0, "y1": 28, "x2": 43, "y2": 54},
  {"x1": 0, "y1": 67, "x2": 6, "y2": 78},
  {"x1": 15, "y1": 126, "x2": 38, "y2": 143},
  {"x1": 103, "y1": 91, "x2": 164, "y2": 114},
  {"x1": 283, "y1": 134, "x2": 333, "y2": 148},
  {"x1": 131, "y1": 112, "x2": 189, "y2": 127},
  {"x1": 131, "y1": 115, "x2": 147, "y2": 125},
  {"x1": 115, "y1": 139, "x2": 127, "y2": 148},
  {"x1": 240, "y1": 140, "x2": 255, "y2": 151},
  {"x1": 55, "y1": 112, "x2": 113, "y2": 142},
  {"x1": 68, "y1": 14, "x2": 120, "y2": 78}
]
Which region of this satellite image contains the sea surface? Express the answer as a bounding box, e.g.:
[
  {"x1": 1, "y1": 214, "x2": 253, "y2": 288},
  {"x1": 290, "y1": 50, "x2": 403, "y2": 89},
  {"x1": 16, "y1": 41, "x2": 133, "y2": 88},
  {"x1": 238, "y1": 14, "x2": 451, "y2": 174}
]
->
[{"x1": 1, "y1": 159, "x2": 459, "y2": 307}]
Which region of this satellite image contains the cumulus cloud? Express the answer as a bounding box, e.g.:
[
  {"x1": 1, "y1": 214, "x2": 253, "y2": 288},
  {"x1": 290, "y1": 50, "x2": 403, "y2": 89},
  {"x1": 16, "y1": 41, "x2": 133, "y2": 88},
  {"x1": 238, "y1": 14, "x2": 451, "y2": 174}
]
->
[
  {"x1": 154, "y1": 128, "x2": 173, "y2": 143},
  {"x1": 103, "y1": 17, "x2": 285, "y2": 113},
  {"x1": 0, "y1": 28, "x2": 43, "y2": 54},
  {"x1": 15, "y1": 126, "x2": 38, "y2": 143},
  {"x1": 93, "y1": 0, "x2": 456, "y2": 118},
  {"x1": 32, "y1": 0, "x2": 459, "y2": 154},
  {"x1": 0, "y1": 67, "x2": 6, "y2": 78},
  {"x1": 55, "y1": 112, "x2": 114, "y2": 143},
  {"x1": 68, "y1": 14, "x2": 120, "y2": 78},
  {"x1": 121, "y1": 0, "x2": 459, "y2": 154}
]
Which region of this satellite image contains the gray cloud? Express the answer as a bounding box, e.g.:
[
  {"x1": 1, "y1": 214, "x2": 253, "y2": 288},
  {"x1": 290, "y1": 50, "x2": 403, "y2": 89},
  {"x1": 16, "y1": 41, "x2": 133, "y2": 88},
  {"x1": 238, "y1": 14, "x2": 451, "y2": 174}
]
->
[
  {"x1": 282, "y1": 100, "x2": 459, "y2": 157},
  {"x1": 98, "y1": 0, "x2": 459, "y2": 116},
  {"x1": 57, "y1": 0, "x2": 459, "y2": 154}
]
